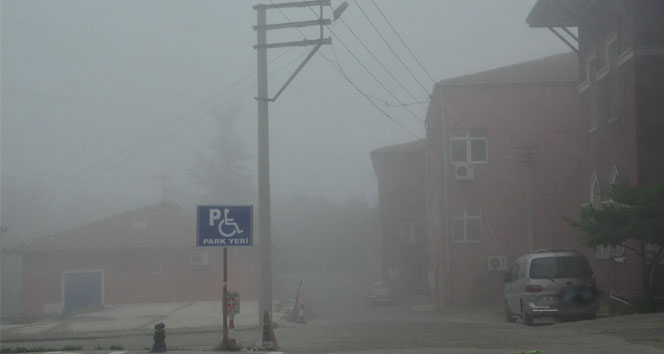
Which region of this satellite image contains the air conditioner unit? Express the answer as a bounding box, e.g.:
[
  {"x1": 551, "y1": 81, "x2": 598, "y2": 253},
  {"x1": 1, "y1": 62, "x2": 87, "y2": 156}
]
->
[
  {"x1": 488, "y1": 256, "x2": 507, "y2": 271},
  {"x1": 454, "y1": 162, "x2": 474, "y2": 180},
  {"x1": 190, "y1": 251, "x2": 209, "y2": 266}
]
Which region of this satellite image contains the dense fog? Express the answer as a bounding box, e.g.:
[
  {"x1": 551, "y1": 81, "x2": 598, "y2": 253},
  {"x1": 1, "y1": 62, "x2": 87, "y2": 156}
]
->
[{"x1": 1, "y1": 0, "x2": 606, "y2": 335}]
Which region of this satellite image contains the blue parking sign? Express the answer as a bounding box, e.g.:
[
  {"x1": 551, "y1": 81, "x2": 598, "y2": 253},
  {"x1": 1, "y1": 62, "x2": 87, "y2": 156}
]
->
[{"x1": 197, "y1": 205, "x2": 253, "y2": 247}]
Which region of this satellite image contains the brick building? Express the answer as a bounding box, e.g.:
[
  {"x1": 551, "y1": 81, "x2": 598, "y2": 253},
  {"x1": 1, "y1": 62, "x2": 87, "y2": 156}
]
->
[
  {"x1": 425, "y1": 52, "x2": 593, "y2": 308},
  {"x1": 8, "y1": 201, "x2": 257, "y2": 315},
  {"x1": 371, "y1": 139, "x2": 428, "y2": 303},
  {"x1": 527, "y1": 0, "x2": 664, "y2": 301}
]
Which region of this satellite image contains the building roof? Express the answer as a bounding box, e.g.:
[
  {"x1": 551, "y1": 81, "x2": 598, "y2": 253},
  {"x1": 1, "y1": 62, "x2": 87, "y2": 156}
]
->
[
  {"x1": 371, "y1": 139, "x2": 425, "y2": 156},
  {"x1": 438, "y1": 51, "x2": 578, "y2": 86},
  {"x1": 8, "y1": 201, "x2": 196, "y2": 252},
  {"x1": 526, "y1": 0, "x2": 591, "y2": 28}
]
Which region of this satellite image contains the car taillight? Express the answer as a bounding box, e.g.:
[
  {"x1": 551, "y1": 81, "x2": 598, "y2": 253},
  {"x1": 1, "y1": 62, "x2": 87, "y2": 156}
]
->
[{"x1": 526, "y1": 285, "x2": 543, "y2": 293}]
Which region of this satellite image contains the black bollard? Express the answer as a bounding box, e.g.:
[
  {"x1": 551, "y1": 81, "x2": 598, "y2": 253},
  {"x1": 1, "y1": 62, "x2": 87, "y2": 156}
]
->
[{"x1": 151, "y1": 322, "x2": 167, "y2": 352}]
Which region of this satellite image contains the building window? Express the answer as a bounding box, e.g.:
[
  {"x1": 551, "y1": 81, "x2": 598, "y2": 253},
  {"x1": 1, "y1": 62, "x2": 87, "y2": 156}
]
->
[
  {"x1": 190, "y1": 251, "x2": 210, "y2": 268},
  {"x1": 609, "y1": 165, "x2": 621, "y2": 187},
  {"x1": 450, "y1": 128, "x2": 488, "y2": 163},
  {"x1": 399, "y1": 222, "x2": 416, "y2": 244},
  {"x1": 587, "y1": 55, "x2": 599, "y2": 131},
  {"x1": 119, "y1": 263, "x2": 131, "y2": 276},
  {"x1": 607, "y1": 35, "x2": 620, "y2": 122},
  {"x1": 149, "y1": 262, "x2": 162, "y2": 275},
  {"x1": 452, "y1": 209, "x2": 482, "y2": 242}
]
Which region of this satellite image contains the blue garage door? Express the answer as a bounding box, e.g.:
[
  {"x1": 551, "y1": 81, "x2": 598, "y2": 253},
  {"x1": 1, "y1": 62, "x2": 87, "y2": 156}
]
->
[{"x1": 64, "y1": 271, "x2": 102, "y2": 313}]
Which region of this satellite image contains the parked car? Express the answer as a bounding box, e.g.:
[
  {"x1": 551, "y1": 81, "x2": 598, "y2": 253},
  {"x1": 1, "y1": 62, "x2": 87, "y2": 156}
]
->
[
  {"x1": 503, "y1": 249, "x2": 598, "y2": 325},
  {"x1": 367, "y1": 282, "x2": 395, "y2": 306}
]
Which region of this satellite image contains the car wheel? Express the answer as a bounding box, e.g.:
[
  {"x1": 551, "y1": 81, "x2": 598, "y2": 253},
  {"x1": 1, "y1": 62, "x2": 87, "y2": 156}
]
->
[
  {"x1": 521, "y1": 303, "x2": 533, "y2": 326},
  {"x1": 504, "y1": 301, "x2": 516, "y2": 323}
]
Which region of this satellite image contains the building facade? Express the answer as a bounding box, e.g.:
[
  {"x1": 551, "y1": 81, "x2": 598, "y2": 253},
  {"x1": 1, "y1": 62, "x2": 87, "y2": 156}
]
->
[
  {"x1": 527, "y1": 0, "x2": 664, "y2": 301},
  {"x1": 9, "y1": 202, "x2": 257, "y2": 315},
  {"x1": 425, "y1": 52, "x2": 596, "y2": 308},
  {"x1": 371, "y1": 140, "x2": 428, "y2": 303}
]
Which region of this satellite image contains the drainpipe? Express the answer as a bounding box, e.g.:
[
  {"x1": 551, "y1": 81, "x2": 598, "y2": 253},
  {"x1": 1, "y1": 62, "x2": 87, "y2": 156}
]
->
[{"x1": 440, "y1": 86, "x2": 452, "y2": 306}]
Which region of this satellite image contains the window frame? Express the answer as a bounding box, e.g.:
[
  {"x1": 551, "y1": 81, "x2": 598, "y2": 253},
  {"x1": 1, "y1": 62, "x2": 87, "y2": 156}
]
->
[
  {"x1": 606, "y1": 32, "x2": 620, "y2": 124},
  {"x1": 148, "y1": 262, "x2": 162, "y2": 275},
  {"x1": 189, "y1": 251, "x2": 210, "y2": 269},
  {"x1": 399, "y1": 222, "x2": 416, "y2": 244},
  {"x1": 586, "y1": 53, "x2": 599, "y2": 132},
  {"x1": 452, "y1": 209, "x2": 483, "y2": 243},
  {"x1": 118, "y1": 263, "x2": 131, "y2": 276},
  {"x1": 449, "y1": 130, "x2": 488, "y2": 164}
]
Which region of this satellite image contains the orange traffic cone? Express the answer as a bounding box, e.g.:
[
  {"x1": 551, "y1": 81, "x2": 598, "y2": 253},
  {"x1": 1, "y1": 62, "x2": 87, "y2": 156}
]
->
[{"x1": 295, "y1": 304, "x2": 306, "y2": 323}]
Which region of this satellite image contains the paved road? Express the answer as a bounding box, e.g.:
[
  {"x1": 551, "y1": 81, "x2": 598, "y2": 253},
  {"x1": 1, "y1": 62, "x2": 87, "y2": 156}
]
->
[{"x1": 3, "y1": 303, "x2": 663, "y2": 353}]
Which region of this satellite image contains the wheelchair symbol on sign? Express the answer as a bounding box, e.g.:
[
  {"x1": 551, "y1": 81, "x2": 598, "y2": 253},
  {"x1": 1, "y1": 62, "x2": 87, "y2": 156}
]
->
[{"x1": 218, "y1": 208, "x2": 244, "y2": 237}]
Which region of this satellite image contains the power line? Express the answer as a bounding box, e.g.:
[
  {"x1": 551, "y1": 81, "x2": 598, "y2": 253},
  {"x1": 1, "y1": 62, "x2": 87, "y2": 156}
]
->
[
  {"x1": 354, "y1": 0, "x2": 431, "y2": 98},
  {"x1": 370, "y1": 0, "x2": 436, "y2": 83},
  {"x1": 304, "y1": 4, "x2": 426, "y2": 124},
  {"x1": 317, "y1": 50, "x2": 421, "y2": 139},
  {"x1": 271, "y1": 0, "x2": 422, "y2": 138},
  {"x1": 324, "y1": 46, "x2": 423, "y2": 109},
  {"x1": 3, "y1": 49, "x2": 308, "y2": 219},
  {"x1": 326, "y1": 23, "x2": 425, "y2": 125},
  {"x1": 26, "y1": 46, "x2": 297, "y2": 202},
  {"x1": 300, "y1": 0, "x2": 519, "y2": 155},
  {"x1": 70, "y1": 50, "x2": 311, "y2": 189},
  {"x1": 360, "y1": 1, "x2": 496, "y2": 142},
  {"x1": 338, "y1": 17, "x2": 427, "y2": 111}
]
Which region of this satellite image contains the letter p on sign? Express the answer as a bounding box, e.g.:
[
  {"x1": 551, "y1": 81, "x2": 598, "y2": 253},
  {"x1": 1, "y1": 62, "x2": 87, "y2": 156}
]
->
[{"x1": 209, "y1": 208, "x2": 222, "y2": 226}]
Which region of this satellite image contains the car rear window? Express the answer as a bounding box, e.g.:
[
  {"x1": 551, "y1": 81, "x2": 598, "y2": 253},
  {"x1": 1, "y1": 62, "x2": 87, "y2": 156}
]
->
[{"x1": 529, "y1": 256, "x2": 593, "y2": 279}]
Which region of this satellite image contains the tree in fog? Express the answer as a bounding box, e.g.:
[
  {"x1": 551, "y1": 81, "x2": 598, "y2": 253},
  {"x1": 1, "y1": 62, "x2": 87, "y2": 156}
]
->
[
  {"x1": 0, "y1": 177, "x2": 52, "y2": 246},
  {"x1": 190, "y1": 107, "x2": 254, "y2": 204},
  {"x1": 568, "y1": 179, "x2": 664, "y2": 305}
]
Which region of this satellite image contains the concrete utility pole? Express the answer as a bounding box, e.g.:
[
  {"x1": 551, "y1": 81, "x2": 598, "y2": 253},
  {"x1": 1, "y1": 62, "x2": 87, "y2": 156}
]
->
[
  {"x1": 513, "y1": 145, "x2": 539, "y2": 252},
  {"x1": 253, "y1": 0, "x2": 340, "y2": 322}
]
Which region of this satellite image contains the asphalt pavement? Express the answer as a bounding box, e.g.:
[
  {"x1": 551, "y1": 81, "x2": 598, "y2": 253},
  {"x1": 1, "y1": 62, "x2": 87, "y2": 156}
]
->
[
  {"x1": 1, "y1": 301, "x2": 265, "y2": 338},
  {"x1": 3, "y1": 301, "x2": 664, "y2": 354}
]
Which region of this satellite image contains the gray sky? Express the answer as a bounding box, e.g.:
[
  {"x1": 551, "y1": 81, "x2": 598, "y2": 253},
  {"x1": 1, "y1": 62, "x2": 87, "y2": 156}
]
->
[{"x1": 1, "y1": 0, "x2": 569, "y2": 237}]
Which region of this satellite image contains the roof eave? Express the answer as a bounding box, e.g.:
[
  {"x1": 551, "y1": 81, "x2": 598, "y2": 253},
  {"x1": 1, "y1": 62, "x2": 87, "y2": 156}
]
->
[
  {"x1": 526, "y1": 0, "x2": 581, "y2": 28},
  {"x1": 437, "y1": 79, "x2": 579, "y2": 88}
]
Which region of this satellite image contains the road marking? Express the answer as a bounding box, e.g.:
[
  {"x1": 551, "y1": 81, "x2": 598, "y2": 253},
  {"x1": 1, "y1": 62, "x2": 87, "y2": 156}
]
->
[{"x1": 109, "y1": 351, "x2": 127, "y2": 354}]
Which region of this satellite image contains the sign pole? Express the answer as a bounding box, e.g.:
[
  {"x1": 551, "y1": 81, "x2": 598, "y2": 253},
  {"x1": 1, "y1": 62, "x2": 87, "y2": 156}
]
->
[
  {"x1": 222, "y1": 247, "x2": 228, "y2": 348},
  {"x1": 196, "y1": 205, "x2": 252, "y2": 348}
]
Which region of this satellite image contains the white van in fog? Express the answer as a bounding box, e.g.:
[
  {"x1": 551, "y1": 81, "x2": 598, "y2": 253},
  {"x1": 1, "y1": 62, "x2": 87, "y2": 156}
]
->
[{"x1": 503, "y1": 249, "x2": 598, "y2": 325}]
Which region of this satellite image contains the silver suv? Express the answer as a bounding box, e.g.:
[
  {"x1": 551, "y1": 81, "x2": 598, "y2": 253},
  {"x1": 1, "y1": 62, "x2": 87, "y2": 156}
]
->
[{"x1": 503, "y1": 249, "x2": 598, "y2": 325}]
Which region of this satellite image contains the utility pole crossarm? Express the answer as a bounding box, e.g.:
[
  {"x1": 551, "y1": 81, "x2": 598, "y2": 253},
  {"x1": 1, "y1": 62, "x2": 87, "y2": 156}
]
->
[
  {"x1": 253, "y1": 0, "x2": 330, "y2": 10},
  {"x1": 253, "y1": 38, "x2": 331, "y2": 50},
  {"x1": 253, "y1": 19, "x2": 331, "y2": 31}
]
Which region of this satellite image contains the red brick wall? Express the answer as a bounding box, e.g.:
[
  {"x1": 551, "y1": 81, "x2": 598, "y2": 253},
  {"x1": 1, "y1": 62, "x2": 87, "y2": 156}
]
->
[
  {"x1": 573, "y1": 0, "x2": 664, "y2": 298},
  {"x1": 427, "y1": 80, "x2": 598, "y2": 307},
  {"x1": 22, "y1": 247, "x2": 257, "y2": 315}
]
